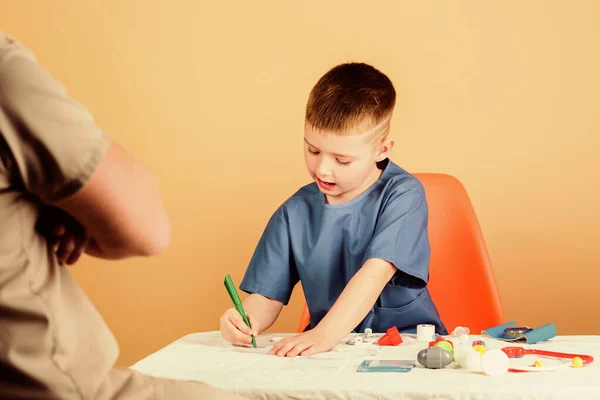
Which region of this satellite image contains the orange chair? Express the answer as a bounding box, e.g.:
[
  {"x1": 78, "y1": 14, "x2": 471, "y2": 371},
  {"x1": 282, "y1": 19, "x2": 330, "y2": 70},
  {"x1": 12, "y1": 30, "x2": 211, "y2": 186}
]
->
[{"x1": 297, "y1": 173, "x2": 505, "y2": 334}]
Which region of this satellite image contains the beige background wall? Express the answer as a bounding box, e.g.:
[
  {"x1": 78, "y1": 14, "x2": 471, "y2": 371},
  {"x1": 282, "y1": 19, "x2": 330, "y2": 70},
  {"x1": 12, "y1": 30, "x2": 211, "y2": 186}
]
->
[{"x1": 2, "y1": 1, "x2": 598, "y2": 366}]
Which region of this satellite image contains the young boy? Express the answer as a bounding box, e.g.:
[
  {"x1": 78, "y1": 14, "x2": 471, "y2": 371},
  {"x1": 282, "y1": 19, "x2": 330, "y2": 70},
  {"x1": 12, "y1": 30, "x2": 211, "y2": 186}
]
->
[{"x1": 220, "y1": 62, "x2": 446, "y2": 357}]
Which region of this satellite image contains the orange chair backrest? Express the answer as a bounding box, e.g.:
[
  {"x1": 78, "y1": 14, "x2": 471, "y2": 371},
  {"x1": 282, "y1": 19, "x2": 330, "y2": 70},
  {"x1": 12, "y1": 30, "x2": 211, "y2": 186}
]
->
[{"x1": 297, "y1": 173, "x2": 505, "y2": 334}]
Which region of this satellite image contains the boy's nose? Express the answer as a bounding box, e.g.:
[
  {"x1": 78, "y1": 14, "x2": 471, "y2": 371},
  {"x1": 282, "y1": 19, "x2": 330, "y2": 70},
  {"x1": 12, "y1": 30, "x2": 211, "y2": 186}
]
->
[{"x1": 316, "y1": 159, "x2": 332, "y2": 177}]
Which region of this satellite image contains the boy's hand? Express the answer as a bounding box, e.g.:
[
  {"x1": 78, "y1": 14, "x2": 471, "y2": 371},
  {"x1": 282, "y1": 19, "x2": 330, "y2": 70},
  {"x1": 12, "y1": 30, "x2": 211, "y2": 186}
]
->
[
  {"x1": 219, "y1": 307, "x2": 260, "y2": 345},
  {"x1": 36, "y1": 206, "x2": 88, "y2": 265},
  {"x1": 269, "y1": 328, "x2": 336, "y2": 357}
]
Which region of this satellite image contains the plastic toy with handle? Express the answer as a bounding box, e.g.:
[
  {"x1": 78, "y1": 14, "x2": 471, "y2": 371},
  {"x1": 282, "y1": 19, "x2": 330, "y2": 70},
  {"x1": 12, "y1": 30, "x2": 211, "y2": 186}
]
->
[{"x1": 502, "y1": 346, "x2": 594, "y2": 372}]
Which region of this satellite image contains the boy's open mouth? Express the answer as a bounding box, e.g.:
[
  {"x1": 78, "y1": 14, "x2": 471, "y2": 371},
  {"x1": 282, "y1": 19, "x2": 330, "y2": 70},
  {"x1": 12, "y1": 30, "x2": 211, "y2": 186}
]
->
[{"x1": 316, "y1": 178, "x2": 335, "y2": 190}]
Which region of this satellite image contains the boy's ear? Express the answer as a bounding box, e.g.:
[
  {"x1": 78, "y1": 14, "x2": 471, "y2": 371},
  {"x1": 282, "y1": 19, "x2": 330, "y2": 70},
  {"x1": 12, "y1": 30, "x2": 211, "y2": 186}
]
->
[{"x1": 375, "y1": 138, "x2": 394, "y2": 162}]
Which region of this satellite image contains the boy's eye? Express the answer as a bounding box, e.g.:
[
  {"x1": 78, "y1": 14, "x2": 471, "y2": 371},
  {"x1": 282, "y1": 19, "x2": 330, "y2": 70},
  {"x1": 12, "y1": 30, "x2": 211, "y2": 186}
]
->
[
  {"x1": 308, "y1": 148, "x2": 320, "y2": 155},
  {"x1": 336, "y1": 159, "x2": 352, "y2": 165}
]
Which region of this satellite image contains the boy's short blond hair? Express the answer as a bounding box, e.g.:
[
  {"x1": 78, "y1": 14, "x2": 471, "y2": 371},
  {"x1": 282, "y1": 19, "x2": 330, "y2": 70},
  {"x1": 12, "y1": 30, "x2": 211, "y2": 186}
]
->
[{"x1": 305, "y1": 62, "x2": 396, "y2": 138}]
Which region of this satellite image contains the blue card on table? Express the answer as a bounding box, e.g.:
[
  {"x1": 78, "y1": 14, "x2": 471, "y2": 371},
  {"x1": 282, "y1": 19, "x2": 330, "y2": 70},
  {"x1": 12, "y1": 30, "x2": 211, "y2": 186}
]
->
[{"x1": 357, "y1": 360, "x2": 415, "y2": 372}]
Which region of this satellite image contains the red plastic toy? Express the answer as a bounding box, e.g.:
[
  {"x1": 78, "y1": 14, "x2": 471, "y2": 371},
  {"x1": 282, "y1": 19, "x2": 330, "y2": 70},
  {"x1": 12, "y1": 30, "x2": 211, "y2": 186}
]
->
[
  {"x1": 502, "y1": 346, "x2": 594, "y2": 364},
  {"x1": 502, "y1": 346, "x2": 594, "y2": 372},
  {"x1": 377, "y1": 326, "x2": 403, "y2": 346}
]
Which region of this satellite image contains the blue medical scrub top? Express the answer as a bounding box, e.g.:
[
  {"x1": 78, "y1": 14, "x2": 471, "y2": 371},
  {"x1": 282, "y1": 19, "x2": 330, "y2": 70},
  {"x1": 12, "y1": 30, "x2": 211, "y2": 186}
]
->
[{"x1": 240, "y1": 159, "x2": 447, "y2": 335}]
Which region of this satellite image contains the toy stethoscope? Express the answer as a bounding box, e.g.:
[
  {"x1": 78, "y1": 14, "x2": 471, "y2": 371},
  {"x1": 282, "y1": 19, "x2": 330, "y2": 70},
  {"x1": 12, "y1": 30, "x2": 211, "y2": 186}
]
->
[{"x1": 502, "y1": 346, "x2": 594, "y2": 372}]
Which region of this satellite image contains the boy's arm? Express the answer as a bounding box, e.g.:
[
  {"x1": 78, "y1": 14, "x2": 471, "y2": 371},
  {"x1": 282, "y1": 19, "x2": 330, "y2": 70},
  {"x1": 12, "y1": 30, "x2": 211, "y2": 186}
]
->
[
  {"x1": 220, "y1": 293, "x2": 283, "y2": 344},
  {"x1": 312, "y1": 258, "x2": 396, "y2": 338},
  {"x1": 270, "y1": 258, "x2": 395, "y2": 357},
  {"x1": 242, "y1": 293, "x2": 284, "y2": 333}
]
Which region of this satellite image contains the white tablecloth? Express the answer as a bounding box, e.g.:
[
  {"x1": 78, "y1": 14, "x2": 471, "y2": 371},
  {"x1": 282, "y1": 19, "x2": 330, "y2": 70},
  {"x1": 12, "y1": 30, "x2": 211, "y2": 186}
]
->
[{"x1": 131, "y1": 331, "x2": 600, "y2": 400}]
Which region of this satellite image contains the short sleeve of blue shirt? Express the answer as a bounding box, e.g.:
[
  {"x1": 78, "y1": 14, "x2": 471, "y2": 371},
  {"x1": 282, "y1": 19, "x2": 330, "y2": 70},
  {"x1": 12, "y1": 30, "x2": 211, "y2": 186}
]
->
[
  {"x1": 240, "y1": 206, "x2": 299, "y2": 305},
  {"x1": 362, "y1": 188, "x2": 430, "y2": 288}
]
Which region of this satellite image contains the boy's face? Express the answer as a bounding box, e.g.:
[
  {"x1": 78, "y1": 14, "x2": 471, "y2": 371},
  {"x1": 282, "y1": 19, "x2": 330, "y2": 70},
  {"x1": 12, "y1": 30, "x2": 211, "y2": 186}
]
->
[{"x1": 303, "y1": 123, "x2": 392, "y2": 204}]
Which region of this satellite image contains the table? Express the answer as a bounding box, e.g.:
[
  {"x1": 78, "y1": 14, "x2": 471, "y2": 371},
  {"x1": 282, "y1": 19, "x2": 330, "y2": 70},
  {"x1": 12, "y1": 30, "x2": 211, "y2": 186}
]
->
[{"x1": 131, "y1": 331, "x2": 600, "y2": 399}]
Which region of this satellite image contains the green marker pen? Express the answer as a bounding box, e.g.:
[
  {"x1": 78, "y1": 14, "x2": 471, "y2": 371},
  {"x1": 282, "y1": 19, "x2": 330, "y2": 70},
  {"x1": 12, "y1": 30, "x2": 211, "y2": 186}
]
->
[{"x1": 224, "y1": 274, "x2": 257, "y2": 348}]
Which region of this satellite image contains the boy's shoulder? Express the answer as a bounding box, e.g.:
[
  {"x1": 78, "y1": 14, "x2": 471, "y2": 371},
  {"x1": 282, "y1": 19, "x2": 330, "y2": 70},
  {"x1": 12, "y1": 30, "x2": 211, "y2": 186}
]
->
[
  {"x1": 263, "y1": 182, "x2": 320, "y2": 223},
  {"x1": 379, "y1": 160, "x2": 426, "y2": 197},
  {"x1": 281, "y1": 181, "x2": 321, "y2": 210},
  {"x1": 290, "y1": 181, "x2": 321, "y2": 200}
]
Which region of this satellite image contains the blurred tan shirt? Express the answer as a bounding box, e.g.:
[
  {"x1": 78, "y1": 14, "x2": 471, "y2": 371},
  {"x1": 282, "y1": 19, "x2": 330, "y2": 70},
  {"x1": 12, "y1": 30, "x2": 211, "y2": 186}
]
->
[{"x1": 0, "y1": 32, "x2": 244, "y2": 400}]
